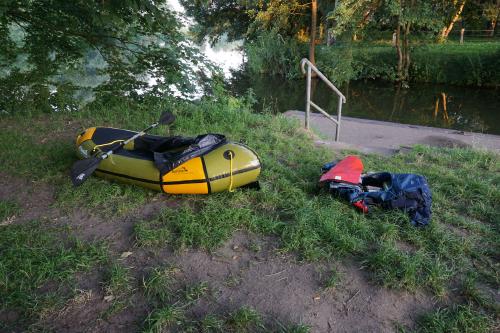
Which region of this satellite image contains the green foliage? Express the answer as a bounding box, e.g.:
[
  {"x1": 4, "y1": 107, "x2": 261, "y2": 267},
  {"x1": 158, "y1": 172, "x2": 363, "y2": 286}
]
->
[
  {"x1": 183, "y1": 281, "x2": 210, "y2": 304},
  {"x1": 363, "y1": 240, "x2": 451, "y2": 295},
  {"x1": 317, "y1": 42, "x2": 500, "y2": 86},
  {"x1": 200, "y1": 314, "x2": 225, "y2": 332},
  {"x1": 317, "y1": 43, "x2": 397, "y2": 84},
  {"x1": 328, "y1": 0, "x2": 382, "y2": 37},
  {"x1": 246, "y1": 0, "x2": 313, "y2": 38},
  {"x1": 181, "y1": 0, "x2": 329, "y2": 44},
  {"x1": 0, "y1": 221, "x2": 107, "y2": 318},
  {"x1": 410, "y1": 42, "x2": 500, "y2": 86},
  {"x1": 245, "y1": 30, "x2": 306, "y2": 79},
  {"x1": 0, "y1": 0, "x2": 212, "y2": 113},
  {"x1": 180, "y1": 0, "x2": 253, "y2": 44},
  {"x1": 135, "y1": 196, "x2": 262, "y2": 251},
  {"x1": 330, "y1": 0, "x2": 442, "y2": 39}
]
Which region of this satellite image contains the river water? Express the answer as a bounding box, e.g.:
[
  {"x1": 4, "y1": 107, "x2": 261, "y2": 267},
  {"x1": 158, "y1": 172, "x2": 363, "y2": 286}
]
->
[
  {"x1": 228, "y1": 72, "x2": 500, "y2": 135},
  {"x1": 168, "y1": 0, "x2": 499, "y2": 135}
]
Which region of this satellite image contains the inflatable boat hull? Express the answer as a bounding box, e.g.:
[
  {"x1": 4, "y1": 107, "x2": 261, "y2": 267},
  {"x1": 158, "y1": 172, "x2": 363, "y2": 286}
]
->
[{"x1": 76, "y1": 127, "x2": 261, "y2": 194}]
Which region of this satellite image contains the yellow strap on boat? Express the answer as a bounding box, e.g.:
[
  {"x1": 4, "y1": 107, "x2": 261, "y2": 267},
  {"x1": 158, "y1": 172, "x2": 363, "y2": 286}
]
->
[
  {"x1": 92, "y1": 140, "x2": 125, "y2": 152},
  {"x1": 228, "y1": 151, "x2": 235, "y2": 192}
]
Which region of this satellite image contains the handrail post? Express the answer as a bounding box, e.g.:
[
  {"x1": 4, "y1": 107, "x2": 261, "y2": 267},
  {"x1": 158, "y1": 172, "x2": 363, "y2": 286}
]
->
[
  {"x1": 336, "y1": 97, "x2": 342, "y2": 141},
  {"x1": 305, "y1": 65, "x2": 312, "y2": 130},
  {"x1": 300, "y1": 58, "x2": 346, "y2": 142}
]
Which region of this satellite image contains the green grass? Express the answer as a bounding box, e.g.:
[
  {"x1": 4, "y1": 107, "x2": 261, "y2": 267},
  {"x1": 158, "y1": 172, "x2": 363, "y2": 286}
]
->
[
  {"x1": 128, "y1": 94, "x2": 496, "y2": 331},
  {"x1": 132, "y1": 100, "x2": 498, "y2": 297},
  {"x1": 0, "y1": 91, "x2": 498, "y2": 331},
  {"x1": 55, "y1": 177, "x2": 155, "y2": 216},
  {"x1": 143, "y1": 304, "x2": 185, "y2": 333},
  {"x1": 104, "y1": 262, "x2": 132, "y2": 296},
  {"x1": 317, "y1": 41, "x2": 500, "y2": 86},
  {"x1": 243, "y1": 30, "x2": 500, "y2": 86},
  {"x1": 0, "y1": 101, "x2": 165, "y2": 218},
  {"x1": 323, "y1": 268, "x2": 341, "y2": 291},
  {"x1": 0, "y1": 221, "x2": 107, "y2": 326},
  {"x1": 143, "y1": 303, "x2": 309, "y2": 333},
  {"x1": 183, "y1": 281, "x2": 210, "y2": 304},
  {"x1": 418, "y1": 304, "x2": 493, "y2": 333},
  {"x1": 0, "y1": 199, "x2": 21, "y2": 223},
  {"x1": 142, "y1": 266, "x2": 180, "y2": 303},
  {"x1": 226, "y1": 306, "x2": 264, "y2": 332},
  {"x1": 102, "y1": 262, "x2": 135, "y2": 316}
]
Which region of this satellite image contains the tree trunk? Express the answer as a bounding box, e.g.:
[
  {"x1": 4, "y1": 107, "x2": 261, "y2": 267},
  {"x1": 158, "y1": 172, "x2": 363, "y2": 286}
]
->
[
  {"x1": 395, "y1": 0, "x2": 412, "y2": 87},
  {"x1": 492, "y1": 10, "x2": 499, "y2": 36},
  {"x1": 403, "y1": 22, "x2": 411, "y2": 83},
  {"x1": 395, "y1": 23, "x2": 403, "y2": 83},
  {"x1": 439, "y1": 0, "x2": 466, "y2": 41},
  {"x1": 309, "y1": 0, "x2": 317, "y2": 65}
]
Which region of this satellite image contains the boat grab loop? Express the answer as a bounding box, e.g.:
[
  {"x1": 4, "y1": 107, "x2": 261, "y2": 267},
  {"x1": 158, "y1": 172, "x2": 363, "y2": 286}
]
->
[{"x1": 228, "y1": 151, "x2": 235, "y2": 192}]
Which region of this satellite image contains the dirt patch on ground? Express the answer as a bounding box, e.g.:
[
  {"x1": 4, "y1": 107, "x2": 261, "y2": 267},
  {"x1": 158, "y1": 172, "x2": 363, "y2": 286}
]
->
[
  {"x1": 54, "y1": 196, "x2": 181, "y2": 251},
  {"x1": 0, "y1": 173, "x2": 56, "y2": 223},
  {"x1": 3, "y1": 178, "x2": 435, "y2": 332},
  {"x1": 38, "y1": 270, "x2": 149, "y2": 333},
  {"x1": 172, "y1": 232, "x2": 434, "y2": 332},
  {"x1": 36, "y1": 227, "x2": 435, "y2": 333}
]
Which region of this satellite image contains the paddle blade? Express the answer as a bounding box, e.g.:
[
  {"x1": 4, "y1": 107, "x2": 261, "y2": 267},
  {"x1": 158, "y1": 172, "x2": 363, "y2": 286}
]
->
[
  {"x1": 70, "y1": 157, "x2": 101, "y2": 186},
  {"x1": 159, "y1": 111, "x2": 175, "y2": 125}
]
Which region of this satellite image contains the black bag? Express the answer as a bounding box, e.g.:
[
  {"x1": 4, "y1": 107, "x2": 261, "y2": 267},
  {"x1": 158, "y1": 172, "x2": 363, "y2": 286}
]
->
[{"x1": 153, "y1": 134, "x2": 227, "y2": 175}]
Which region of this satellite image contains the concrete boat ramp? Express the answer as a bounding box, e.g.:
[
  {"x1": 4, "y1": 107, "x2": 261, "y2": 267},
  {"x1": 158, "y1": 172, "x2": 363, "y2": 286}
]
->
[{"x1": 284, "y1": 110, "x2": 500, "y2": 156}]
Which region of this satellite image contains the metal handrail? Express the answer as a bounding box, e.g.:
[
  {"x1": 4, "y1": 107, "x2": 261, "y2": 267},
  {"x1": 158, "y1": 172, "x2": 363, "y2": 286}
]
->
[{"x1": 300, "y1": 58, "x2": 346, "y2": 141}]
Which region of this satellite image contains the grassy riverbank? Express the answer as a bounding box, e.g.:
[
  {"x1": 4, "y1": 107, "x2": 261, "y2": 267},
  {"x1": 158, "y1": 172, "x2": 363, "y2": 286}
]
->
[
  {"x1": 318, "y1": 41, "x2": 500, "y2": 87},
  {"x1": 1, "y1": 93, "x2": 498, "y2": 331},
  {"x1": 245, "y1": 31, "x2": 500, "y2": 87}
]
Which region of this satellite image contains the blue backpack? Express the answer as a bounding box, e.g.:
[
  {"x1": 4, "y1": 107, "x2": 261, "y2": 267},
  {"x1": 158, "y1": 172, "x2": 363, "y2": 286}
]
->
[{"x1": 360, "y1": 172, "x2": 432, "y2": 227}]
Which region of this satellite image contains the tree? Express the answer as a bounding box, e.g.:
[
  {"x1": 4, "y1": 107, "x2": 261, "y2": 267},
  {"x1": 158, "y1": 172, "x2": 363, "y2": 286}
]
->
[
  {"x1": 330, "y1": 0, "x2": 440, "y2": 86},
  {"x1": 0, "y1": 0, "x2": 211, "y2": 113},
  {"x1": 310, "y1": 0, "x2": 318, "y2": 65},
  {"x1": 180, "y1": 0, "x2": 253, "y2": 44},
  {"x1": 483, "y1": 0, "x2": 500, "y2": 35},
  {"x1": 328, "y1": 0, "x2": 381, "y2": 40},
  {"x1": 438, "y1": 0, "x2": 467, "y2": 42}
]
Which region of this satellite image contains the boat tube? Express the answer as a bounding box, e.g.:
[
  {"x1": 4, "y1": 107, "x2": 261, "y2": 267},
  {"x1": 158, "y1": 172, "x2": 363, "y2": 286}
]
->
[{"x1": 75, "y1": 127, "x2": 261, "y2": 194}]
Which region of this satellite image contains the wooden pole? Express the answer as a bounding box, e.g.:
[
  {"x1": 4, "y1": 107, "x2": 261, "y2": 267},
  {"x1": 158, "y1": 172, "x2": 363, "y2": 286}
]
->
[{"x1": 460, "y1": 28, "x2": 465, "y2": 44}]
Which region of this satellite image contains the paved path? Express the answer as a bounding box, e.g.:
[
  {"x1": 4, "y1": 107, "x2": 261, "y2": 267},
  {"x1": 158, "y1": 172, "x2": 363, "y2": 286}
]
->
[{"x1": 285, "y1": 111, "x2": 500, "y2": 155}]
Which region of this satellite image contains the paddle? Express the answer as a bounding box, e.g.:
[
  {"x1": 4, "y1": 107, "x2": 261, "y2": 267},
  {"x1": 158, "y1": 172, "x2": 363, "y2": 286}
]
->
[{"x1": 70, "y1": 111, "x2": 176, "y2": 186}]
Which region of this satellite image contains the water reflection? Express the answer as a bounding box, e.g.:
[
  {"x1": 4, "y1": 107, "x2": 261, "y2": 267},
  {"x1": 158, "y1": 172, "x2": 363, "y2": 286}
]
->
[{"x1": 228, "y1": 72, "x2": 500, "y2": 134}]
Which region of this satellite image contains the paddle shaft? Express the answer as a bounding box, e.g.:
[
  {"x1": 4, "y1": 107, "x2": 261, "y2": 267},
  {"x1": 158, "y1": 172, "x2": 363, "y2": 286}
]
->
[
  {"x1": 100, "y1": 122, "x2": 159, "y2": 160},
  {"x1": 71, "y1": 110, "x2": 176, "y2": 187}
]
